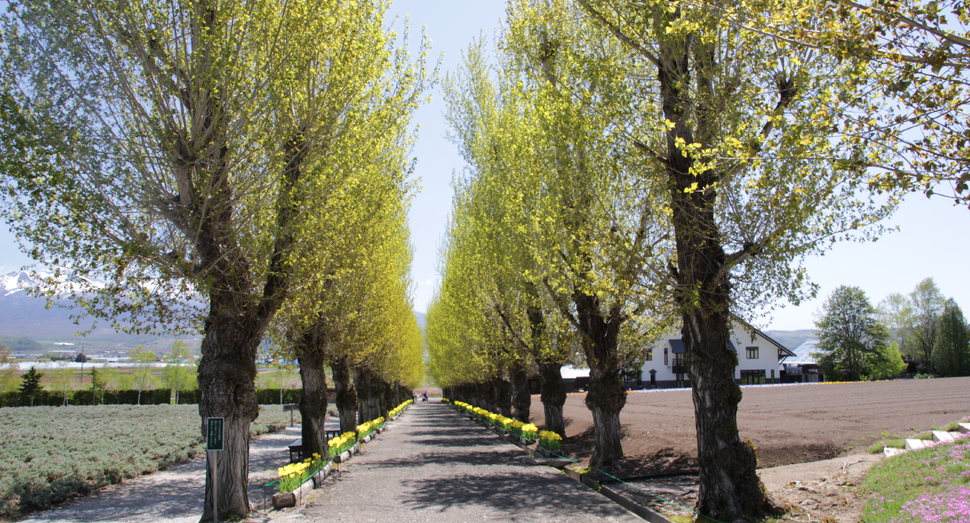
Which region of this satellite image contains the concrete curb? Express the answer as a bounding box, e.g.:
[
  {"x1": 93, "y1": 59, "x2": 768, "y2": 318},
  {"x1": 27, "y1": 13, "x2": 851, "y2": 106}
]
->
[{"x1": 272, "y1": 461, "x2": 334, "y2": 509}]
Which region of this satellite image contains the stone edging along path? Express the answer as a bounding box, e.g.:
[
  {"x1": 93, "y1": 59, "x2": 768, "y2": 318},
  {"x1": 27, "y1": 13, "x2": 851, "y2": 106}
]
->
[{"x1": 270, "y1": 426, "x2": 388, "y2": 509}]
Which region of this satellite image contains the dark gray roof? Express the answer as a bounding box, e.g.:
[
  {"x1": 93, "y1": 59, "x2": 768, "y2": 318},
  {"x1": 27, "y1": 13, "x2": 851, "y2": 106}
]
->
[{"x1": 669, "y1": 339, "x2": 685, "y2": 354}]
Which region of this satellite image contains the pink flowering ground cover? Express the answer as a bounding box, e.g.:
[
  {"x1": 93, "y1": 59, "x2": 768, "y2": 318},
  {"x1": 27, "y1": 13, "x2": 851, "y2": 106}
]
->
[{"x1": 863, "y1": 421, "x2": 970, "y2": 523}]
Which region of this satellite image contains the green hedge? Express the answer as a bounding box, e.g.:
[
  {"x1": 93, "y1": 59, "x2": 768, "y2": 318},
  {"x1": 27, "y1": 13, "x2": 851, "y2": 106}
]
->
[{"x1": 0, "y1": 388, "x2": 303, "y2": 407}]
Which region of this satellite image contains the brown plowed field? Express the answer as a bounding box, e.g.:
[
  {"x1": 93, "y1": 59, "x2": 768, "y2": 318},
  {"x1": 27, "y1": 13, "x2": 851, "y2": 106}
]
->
[{"x1": 528, "y1": 377, "x2": 970, "y2": 478}]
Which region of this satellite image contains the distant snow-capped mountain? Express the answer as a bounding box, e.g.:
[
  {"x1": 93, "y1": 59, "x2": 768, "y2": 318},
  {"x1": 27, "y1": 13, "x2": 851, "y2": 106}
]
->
[
  {"x1": 0, "y1": 270, "x2": 38, "y2": 297},
  {"x1": 0, "y1": 269, "x2": 105, "y2": 297},
  {"x1": 0, "y1": 270, "x2": 172, "y2": 345}
]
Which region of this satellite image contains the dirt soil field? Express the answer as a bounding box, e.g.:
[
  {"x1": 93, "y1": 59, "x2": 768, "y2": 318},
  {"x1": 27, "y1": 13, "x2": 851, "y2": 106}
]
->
[{"x1": 529, "y1": 377, "x2": 970, "y2": 478}]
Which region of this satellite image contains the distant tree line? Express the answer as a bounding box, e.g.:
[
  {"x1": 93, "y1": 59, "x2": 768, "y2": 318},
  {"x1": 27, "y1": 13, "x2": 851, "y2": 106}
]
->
[{"x1": 814, "y1": 278, "x2": 970, "y2": 380}]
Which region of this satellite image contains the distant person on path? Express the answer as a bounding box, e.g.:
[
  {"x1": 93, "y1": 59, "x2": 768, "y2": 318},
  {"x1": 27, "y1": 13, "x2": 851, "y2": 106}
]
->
[{"x1": 422, "y1": 392, "x2": 428, "y2": 402}]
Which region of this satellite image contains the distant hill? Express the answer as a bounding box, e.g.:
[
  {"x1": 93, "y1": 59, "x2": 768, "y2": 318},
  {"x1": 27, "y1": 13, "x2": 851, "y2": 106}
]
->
[
  {"x1": 1, "y1": 270, "x2": 433, "y2": 353},
  {"x1": 0, "y1": 270, "x2": 192, "y2": 352},
  {"x1": 763, "y1": 329, "x2": 816, "y2": 350}
]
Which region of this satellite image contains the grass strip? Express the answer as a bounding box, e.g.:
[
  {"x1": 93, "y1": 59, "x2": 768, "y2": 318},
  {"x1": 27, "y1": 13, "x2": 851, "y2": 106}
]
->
[{"x1": 861, "y1": 434, "x2": 970, "y2": 522}]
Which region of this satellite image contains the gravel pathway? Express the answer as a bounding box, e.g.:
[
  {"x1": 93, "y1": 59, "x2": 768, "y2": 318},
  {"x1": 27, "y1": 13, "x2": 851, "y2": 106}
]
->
[{"x1": 286, "y1": 401, "x2": 641, "y2": 523}]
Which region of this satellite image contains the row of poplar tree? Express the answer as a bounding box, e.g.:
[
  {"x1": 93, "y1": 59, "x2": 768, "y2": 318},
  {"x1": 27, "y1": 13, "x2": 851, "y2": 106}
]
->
[
  {"x1": 0, "y1": 1, "x2": 427, "y2": 520},
  {"x1": 426, "y1": 0, "x2": 969, "y2": 521}
]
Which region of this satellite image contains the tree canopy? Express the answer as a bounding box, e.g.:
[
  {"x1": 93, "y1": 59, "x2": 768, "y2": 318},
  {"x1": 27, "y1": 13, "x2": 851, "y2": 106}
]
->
[
  {"x1": 814, "y1": 285, "x2": 894, "y2": 381},
  {"x1": 823, "y1": 0, "x2": 970, "y2": 204}
]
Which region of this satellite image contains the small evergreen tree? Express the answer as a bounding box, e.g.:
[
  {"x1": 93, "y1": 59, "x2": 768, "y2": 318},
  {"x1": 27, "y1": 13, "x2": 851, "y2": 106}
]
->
[
  {"x1": 932, "y1": 299, "x2": 970, "y2": 377},
  {"x1": 19, "y1": 366, "x2": 43, "y2": 406},
  {"x1": 90, "y1": 369, "x2": 107, "y2": 404}
]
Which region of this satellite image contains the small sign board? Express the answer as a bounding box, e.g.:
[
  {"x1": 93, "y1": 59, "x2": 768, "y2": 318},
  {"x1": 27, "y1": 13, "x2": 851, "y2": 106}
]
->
[{"x1": 207, "y1": 417, "x2": 224, "y2": 451}]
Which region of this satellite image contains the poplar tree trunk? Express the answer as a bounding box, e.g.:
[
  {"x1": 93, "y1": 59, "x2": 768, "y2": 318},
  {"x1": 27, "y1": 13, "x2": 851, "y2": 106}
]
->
[
  {"x1": 354, "y1": 367, "x2": 367, "y2": 424},
  {"x1": 474, "y1": 382, "x2": 485, "y2": 410},
  {"x1": 538, "y1": 362, "x2": 566, "y2": 437},
  {"x1": 575, "y1": 294, "x2": 625, "y2": 469},
  {"x1": 197, "y1": 314, "x2": 266, "y2": 523},
  {"x1": 495, "y1": 377, "x2": 513, "y2": 418},
  {"x1": 660, "y1": 40, "x2": 782, "y2": 518},
  {"x1": 527, "y1": 304, "x2": 565, "y2": 434},
  {"x1": 510, "y1": 364, "x2": 531, "y2": 423},
  {"x1": 298, "y1": 350, "x2": 328, "y2": 458},
  {"x1": 355, "y1": 367, "x2": 379, "y2": 422},
  {"x1": 331, "y1": 357, "x2": 359, "y2": 434},
  {"x1": 193, "y1": 129, "x2": 304, "y2": 522},
  {"x1": 374, "y1": 378, "x2": 386, "y2": 418},
  {"x1": 380, "y1": 379, "x2": 393, "y2": 417}
]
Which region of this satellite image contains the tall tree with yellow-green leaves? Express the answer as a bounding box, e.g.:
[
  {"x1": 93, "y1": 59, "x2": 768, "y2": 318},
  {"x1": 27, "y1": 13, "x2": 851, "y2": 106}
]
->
[
  {"x1": 272, "y1": 162, "x2": 424, "y2": 455},
  {"x1": 524, "y1": 0, "x2": 901, "y2": 518},
  {"x1": 258, "y1": 0, "x2": 427, "y2": 459},
  {"x1": 437, "y1": 23, "x2": 677, "y2": 466},
  {"x1": 440, "y1": 43, "x2": 577, "y2": 429},
  {"x1": 0, "y1": 1, "x2": 425, "y2": 519}
]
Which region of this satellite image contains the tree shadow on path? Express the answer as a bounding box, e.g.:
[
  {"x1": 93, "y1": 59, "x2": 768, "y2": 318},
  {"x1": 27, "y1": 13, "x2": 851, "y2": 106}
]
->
[{"x1": 400, "y1": 471, "x2": 631, "y2": 518}]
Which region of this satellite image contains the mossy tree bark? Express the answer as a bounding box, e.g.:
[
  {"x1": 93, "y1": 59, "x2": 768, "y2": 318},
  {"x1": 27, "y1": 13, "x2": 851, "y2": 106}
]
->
[
  {"x1": 509, "y1": 363, "x2": 531, "y2": 423},
  {"x1": 538, "y1": 362, "x2": 567, "y2": 437},
  {"x1": 297, "y1": 349, "x2": 329, "y2": 458},
  {"x1": 331, "y1": 357, "x2": 359, "y2": 434}
]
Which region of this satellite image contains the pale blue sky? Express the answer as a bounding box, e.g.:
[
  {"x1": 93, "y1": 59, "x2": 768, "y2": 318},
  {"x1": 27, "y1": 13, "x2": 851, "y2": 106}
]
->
[{"x1": 2, "y1": 1, "x2": 968, "y2": 331}]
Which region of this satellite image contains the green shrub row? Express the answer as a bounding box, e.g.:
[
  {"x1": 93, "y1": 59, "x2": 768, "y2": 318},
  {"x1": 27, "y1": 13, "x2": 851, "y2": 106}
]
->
[{"x1": 0, "y1": 388, "x2": 303, "y2": 407}]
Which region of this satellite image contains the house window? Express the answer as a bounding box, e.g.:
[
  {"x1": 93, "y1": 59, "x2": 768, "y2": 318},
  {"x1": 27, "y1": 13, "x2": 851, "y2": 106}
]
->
[
  {"x1": 664, "y1": 347, "x2": 668, "y2": 366},
  {"x1": 746, "y1": 346, "x2": 759, "y2": 359},
  {"x1": 645, "y1": 349, "x2": 653, "y2": 361},
  {"x1": 673, "y1": 354, "x2": 684, "y2": 367},
  {"x1": 740, "y1": 369, "x2": 766, "y2": 385}
]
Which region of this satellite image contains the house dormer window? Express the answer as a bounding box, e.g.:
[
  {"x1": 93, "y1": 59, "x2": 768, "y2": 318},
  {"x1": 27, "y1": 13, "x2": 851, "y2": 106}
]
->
[{"x1": 746, "y1": 347, "x2": 759, "y2": 359}]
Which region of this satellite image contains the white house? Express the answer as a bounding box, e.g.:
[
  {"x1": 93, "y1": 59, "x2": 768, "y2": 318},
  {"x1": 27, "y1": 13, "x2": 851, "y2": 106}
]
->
[{"x1": 640, "y1": 316, "x2": 795, "y2": 388}]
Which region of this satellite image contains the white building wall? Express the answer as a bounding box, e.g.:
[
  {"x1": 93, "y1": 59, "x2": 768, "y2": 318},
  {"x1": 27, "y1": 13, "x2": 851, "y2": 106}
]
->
[{"x1": 640, "y1": 320, "x2": 787, "y2": 385}]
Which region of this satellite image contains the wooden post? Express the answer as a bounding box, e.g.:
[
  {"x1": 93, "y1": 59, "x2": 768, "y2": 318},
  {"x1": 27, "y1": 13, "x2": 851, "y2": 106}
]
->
[{"x1": 206, "y1": 417, "x2": 224, "y2": 523}]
